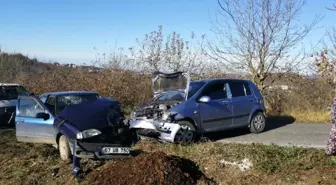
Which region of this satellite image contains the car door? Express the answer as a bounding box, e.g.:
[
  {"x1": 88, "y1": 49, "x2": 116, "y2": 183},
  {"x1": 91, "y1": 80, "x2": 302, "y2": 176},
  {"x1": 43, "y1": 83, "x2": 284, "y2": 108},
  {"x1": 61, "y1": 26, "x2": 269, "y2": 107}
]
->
[
  {"x1": 228, "y1": 82, "x2": 255, "y2": 126},
  {"x1": 15, "y1": 95, "x2": 56, "y2": 144},
  {"x1": 198, "y1": 81, "x2": 233, "y2": 132}
]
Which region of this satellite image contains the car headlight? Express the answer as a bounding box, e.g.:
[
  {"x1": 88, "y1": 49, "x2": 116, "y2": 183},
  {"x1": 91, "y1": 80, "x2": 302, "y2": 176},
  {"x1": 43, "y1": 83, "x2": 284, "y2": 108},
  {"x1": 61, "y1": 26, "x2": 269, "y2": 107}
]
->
[
  {"x1": 130, "y1": 111, "x2": 136, "y2": 120},
  {"x1": 76, "y1": 129, "x2": 101, "y2": 139}
]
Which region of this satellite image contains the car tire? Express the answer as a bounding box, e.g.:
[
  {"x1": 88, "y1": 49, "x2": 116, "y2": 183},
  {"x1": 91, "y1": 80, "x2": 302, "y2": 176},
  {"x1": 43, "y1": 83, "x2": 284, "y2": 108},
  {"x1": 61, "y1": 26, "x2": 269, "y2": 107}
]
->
[
  {"x1": 249, "y1": 112, "x2": 266, "y2": 133},
  {"x1": 59, "y1": 135, "x2": 72, "y2": 161},
  {"x1": 174, "y1": 121, "x2": 196, "y2": 145}
]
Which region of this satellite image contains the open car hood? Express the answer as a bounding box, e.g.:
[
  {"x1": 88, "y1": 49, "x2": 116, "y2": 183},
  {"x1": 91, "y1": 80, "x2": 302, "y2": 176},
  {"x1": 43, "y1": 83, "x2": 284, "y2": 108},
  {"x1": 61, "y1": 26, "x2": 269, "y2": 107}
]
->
[
  {"x1": 152, "y1": 71, "x2": 190, "y2": 99},
  {"x1": 58, "y1": 98, "x2": 124, "y2": 131}
]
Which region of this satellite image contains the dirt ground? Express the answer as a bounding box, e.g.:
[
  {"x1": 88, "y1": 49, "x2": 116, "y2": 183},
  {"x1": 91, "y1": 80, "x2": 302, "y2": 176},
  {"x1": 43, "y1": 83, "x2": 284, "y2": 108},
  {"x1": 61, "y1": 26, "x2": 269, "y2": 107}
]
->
[
  {"x1": 86, "y1": 151, "x2": 214, "y2": 185},
  {"x1": 1, "y1": 128, "x2": 336, "y2": 185}
]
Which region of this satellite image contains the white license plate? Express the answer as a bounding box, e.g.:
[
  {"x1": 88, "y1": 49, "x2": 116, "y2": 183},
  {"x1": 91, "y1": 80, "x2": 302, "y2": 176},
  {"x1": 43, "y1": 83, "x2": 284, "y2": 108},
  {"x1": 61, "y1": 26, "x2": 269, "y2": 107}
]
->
[{"x1": 101, "y1": 147, "x2": 130, "y2": 154}]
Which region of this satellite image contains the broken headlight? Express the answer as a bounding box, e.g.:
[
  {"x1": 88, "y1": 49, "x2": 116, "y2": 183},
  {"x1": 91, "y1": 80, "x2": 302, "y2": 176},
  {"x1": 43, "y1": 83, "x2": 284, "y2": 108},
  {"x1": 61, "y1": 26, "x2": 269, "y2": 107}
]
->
[
  {"x1": 76, "y1": 129, "x2": 101, "y2": 139},
  {"x1": 161, "y1": 111, "x2": 170, "y2": 121},
  {"x1": 160, "y1": 111, "x2": 177, "y2": 123},
  {"x1": 130, "y1": 111, "x2": 136, "y2": 120}
]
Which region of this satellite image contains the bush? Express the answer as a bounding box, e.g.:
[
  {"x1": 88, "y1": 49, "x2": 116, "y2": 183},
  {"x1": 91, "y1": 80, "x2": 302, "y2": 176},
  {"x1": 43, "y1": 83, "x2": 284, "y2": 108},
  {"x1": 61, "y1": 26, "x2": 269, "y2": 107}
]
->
[{"x1": 15, "y1": 68, "x2": 152, "y2": 109}]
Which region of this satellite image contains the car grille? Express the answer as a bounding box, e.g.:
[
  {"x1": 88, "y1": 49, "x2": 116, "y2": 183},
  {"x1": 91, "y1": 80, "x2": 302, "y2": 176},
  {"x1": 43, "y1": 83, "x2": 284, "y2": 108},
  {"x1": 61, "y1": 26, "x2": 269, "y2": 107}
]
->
[{"x1": 83, "y1": 125, "x2": 132, "y2": 145}]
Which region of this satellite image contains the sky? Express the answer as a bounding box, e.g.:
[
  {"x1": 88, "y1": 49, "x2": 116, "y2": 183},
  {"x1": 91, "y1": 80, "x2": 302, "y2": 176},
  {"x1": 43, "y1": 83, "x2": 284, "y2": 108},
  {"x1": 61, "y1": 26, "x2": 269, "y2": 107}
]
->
[{"x1": 0, "y1": 0, "x2": 335, "y2": 65}]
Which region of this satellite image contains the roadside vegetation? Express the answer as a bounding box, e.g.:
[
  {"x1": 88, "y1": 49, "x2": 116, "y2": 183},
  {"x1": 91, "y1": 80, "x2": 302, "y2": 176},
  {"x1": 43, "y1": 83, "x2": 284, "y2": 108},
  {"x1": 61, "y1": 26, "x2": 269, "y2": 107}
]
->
[
  {"x1": 1, "y1": 129, "x2": 336, "y2": 185},
  {"x1": 1, "y1": 55, "x2": 332, "y2": 123}
]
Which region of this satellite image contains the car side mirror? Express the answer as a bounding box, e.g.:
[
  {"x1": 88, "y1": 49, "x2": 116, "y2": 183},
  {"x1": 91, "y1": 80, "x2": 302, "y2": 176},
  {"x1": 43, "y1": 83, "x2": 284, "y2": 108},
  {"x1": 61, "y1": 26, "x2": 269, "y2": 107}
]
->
[
  {"x1": 36, "y1": 112, "x2": 50, "y2": 120},
  {"x1": 199, "y1": 96, "x2": 211, "y2": 103}
]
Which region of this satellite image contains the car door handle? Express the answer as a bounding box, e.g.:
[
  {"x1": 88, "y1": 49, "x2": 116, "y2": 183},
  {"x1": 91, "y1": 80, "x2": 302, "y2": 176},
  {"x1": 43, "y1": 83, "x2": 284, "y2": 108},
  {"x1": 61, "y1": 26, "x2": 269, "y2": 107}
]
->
[{"x1": 249, "y1": 99, "x2": 254, "y2": 103}]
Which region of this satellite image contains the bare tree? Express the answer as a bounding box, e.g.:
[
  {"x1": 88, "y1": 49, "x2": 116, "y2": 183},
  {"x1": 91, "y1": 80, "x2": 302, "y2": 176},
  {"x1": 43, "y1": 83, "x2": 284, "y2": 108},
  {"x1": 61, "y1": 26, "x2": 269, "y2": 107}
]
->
[
  {"x1": 132, "y1": 25, "x2": 208, "y2": 78},
  {"x1": 93, "y1": 41, "x2": 137, "y2": 71},
  {"x1": 313, "y1": 3, "x2": 336, "y2": 90},
  {"x1": 209, "y1": 0, "x2": 321, "y2": 92},
  {"x1": 327, "y1": 3, "x2": 336, "y2": 11}
]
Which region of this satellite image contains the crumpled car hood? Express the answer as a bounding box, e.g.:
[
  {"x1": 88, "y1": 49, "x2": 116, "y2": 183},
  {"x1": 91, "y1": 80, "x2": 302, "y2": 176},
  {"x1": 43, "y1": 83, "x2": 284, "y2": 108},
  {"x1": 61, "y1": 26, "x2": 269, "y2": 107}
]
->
[
  {"x1": 152, "y1": 71, "x2": 190, "y2": 99},
  {"x1": 58, "y1": 98, "x2": 124, "y2": 131}
]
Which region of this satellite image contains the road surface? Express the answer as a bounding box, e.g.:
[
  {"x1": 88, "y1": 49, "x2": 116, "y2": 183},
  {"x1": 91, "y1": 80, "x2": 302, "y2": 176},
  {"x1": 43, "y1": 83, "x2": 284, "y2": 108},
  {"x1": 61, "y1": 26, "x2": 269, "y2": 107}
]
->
[
  {"x1": 215, "y1": 123, "x2": 332, "y2": 149},
  {"x1": 1, "y1": 121, "x2": 333, "y2": 149}
]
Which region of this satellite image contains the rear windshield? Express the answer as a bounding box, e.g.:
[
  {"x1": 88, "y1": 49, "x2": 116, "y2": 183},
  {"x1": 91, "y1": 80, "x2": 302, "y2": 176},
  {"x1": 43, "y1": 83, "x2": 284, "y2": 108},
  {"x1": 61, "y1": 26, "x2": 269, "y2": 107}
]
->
[{"x1": 0, "y1": 85, "x2": 29, "y2": 100}]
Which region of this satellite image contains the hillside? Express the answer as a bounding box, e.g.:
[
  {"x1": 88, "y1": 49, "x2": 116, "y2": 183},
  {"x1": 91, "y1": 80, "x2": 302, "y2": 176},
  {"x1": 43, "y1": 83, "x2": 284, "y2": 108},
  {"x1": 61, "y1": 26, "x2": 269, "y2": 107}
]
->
[{"x1": 0, "y1": 52, "x2": 102, "y2": 82}]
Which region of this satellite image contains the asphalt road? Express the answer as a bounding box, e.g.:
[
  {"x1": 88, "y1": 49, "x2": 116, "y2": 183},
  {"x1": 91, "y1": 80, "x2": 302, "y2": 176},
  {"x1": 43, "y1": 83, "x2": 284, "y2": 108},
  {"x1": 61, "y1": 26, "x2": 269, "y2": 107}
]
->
[
  {"x1": 1, "y1": 118, "x2": 332, "y2": 149},
  {"x1": 213, "y1": 123, "x2": 332, "y2": 149}
]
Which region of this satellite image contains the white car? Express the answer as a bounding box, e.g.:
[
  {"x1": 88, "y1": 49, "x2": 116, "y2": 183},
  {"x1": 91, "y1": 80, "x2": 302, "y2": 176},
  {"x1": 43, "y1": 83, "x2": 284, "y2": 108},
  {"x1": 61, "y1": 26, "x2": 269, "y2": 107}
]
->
[{"x1": 0, "y1": 83, "x2": 29, "y2": 125}]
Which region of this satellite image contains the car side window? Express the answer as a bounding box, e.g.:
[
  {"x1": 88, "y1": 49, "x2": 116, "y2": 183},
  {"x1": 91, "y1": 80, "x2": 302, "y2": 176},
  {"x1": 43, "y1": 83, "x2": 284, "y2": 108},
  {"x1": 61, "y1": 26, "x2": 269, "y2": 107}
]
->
[
  {"x1": 229, "y1": 82, "x2": 251, "y2": 97},
  {"x1": 46, "y1": 96, "x2": 56, "y2": 114},
  {"x1": 244, "y1": 83, "x2": 252, "y2": 96},
  {"x1": 18, "y1": 98, "x2": 45, "y2": 118},
  {"x1": 201, "y1": 82, "x2": 227, "y2": 100}
]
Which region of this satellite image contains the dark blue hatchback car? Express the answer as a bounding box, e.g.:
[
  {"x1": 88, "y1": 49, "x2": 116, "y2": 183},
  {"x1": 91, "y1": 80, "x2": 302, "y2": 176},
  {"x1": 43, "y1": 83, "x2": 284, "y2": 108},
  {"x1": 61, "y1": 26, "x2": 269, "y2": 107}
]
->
[
  {"x1": 15, "y1": 91, "x2": 134, "y2": 161},
  {"x1": 130, "y1": 72, "x2": 267, "y2": 144}
]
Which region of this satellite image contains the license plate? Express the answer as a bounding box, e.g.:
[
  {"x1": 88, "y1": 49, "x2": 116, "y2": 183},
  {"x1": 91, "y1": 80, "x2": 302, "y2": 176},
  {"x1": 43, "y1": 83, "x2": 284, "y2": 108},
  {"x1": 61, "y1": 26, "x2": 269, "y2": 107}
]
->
[{"x1": 101, "y1": 147, "x2": 130, "y2": 154}]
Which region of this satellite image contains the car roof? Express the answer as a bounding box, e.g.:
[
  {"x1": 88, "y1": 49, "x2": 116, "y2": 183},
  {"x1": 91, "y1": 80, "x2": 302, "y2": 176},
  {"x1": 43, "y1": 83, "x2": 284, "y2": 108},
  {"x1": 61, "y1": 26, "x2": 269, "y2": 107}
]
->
[
  {"x1": 0, "y1": 83, "x2": 22, "y2": 86},
  {"x1": 40, "y1": 91, "x2": 99, "y2": 97},
  {"x1": 191, "y1": 78, "x2": 250, "y2": 83}
]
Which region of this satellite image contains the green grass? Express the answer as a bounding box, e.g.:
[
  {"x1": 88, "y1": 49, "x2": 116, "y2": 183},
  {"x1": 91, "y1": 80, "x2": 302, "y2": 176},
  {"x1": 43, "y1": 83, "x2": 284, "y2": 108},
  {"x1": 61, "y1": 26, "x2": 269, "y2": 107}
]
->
[{"x1": 1, "y1": 129, "x2": 336, "y2": 185}]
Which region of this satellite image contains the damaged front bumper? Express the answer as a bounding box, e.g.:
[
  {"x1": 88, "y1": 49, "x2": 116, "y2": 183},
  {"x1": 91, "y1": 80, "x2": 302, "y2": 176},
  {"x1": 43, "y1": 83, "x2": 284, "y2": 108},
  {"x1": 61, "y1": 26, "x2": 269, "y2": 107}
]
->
[
  {"x1": 129, "y1": 118, "x2": 181, "y2": 143},
  {"x1": 71, "y1": 141, "x2": 132, "y2": 159}
]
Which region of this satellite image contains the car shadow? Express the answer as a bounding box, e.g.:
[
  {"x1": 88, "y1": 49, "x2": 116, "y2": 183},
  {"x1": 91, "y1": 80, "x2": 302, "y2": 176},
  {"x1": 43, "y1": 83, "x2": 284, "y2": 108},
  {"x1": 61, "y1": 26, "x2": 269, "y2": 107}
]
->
[
  {"x1": 0, "y1": 118, "x2": 15, "y2": 129},
  {"x1": 199, "y1": 115, "x2": 296, "y2": 142},
  {"x1": 81, "y1": 149, "x2": 145, "y2": 177},
  {"x1": 0, "y1": 124, "x2": 15, "y2": 130}
]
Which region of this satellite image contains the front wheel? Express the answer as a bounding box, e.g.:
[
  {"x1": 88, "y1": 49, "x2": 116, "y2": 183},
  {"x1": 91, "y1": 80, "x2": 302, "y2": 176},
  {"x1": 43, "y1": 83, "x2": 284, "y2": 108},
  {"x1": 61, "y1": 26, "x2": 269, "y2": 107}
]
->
[
  {"x1": 59, "y1": 135, "x2": 72, "y2": 161},
  {"x1": 249, "y1": 112, "x2": 266, "y2": 133},
  {"x1": 174, "y1": 121, "x2": 196, "y2": 145}
]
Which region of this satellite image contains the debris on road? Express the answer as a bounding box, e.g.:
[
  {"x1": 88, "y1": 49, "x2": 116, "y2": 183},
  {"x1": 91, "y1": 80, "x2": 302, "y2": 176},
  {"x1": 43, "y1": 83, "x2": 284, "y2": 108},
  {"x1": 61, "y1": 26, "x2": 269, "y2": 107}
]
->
[
  {"x1": 219, "y1": 158, "x2": 253, "y2": 172},
  {"x1": 87, "y1": 151, "x2": 214, "y2": 185}
]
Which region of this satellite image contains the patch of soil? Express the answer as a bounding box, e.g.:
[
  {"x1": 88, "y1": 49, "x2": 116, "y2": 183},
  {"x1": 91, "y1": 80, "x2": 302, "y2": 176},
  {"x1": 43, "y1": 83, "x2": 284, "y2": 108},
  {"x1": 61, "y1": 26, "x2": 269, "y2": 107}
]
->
[{"x1": 87, "y1": 151, "x2": 214, "y2": 185}]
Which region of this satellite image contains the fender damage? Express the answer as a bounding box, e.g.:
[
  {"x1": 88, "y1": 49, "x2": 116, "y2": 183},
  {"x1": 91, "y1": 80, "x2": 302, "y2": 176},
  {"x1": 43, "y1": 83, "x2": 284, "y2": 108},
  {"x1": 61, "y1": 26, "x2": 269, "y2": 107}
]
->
[{"x1": 129, "y1": 71, "x2": 190, "y2": 143}]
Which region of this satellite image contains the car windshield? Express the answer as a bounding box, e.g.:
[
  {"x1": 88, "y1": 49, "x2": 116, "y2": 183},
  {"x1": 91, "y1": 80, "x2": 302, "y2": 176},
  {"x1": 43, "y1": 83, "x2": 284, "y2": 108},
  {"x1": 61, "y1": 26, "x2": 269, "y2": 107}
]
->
[
  {"x1": 187, "y1": 81, "x2": 206, "y2": 99},
  {"x1": 0, "y1": 85, "x2": 29, "y2": 100},
  {"x1": 154, "y1": 92, "x2": 185, "y2": 102},
  {"x1": 153, "y1": 81, "x2": 206, "y2": 102},
  {"x1": 56, "y1": 94, "x2": 99, "y2": 114}
]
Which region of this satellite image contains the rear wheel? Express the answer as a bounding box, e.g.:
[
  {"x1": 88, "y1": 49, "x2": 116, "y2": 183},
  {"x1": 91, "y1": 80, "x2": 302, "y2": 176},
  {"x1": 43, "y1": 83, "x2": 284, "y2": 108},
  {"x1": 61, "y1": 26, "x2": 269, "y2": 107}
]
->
[
  {"x1": 59, "y1": 135, "x2": 72, "y2": 161},
  {"x1": 249, "y1": 112, "x2": 266, "y2": 133},
  {"x1": 174, "y1": 121, "x2": 196, "y2": 145}
]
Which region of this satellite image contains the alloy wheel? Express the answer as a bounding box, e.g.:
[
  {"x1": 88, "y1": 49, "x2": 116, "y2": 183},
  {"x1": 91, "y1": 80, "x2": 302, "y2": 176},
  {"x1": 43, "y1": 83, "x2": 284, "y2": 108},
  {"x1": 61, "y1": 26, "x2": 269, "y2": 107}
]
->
[
  {"x1": 253, "y1": 114, "x2": 265, "y2": 131},
  {"x1": 174, "y1": 125, "x2": 194, "y2": 144}
]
